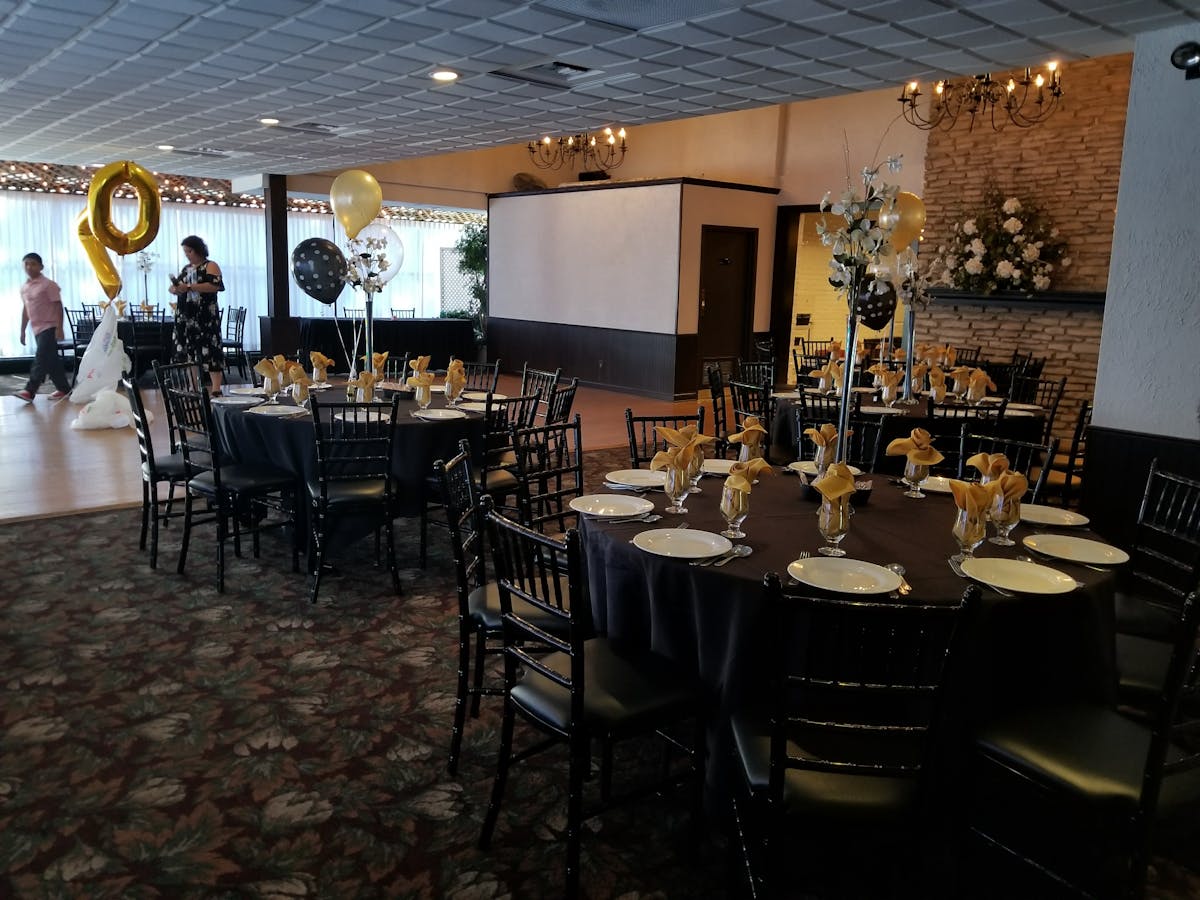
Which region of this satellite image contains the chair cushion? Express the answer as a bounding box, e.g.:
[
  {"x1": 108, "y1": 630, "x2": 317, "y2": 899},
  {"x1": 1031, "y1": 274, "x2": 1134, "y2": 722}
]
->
[
  {"x1": 975, "y1": 704, "x2": 1200, "y2": 816},
  {"x1": 146, "y1": 452, "x2": 187, "y2": 480},
  {"x1": 1115, "y1": 588, "x2": 1180, "y2": 640},
  {"x1": 731, "y1": 712, "x2": 921, "y2": 825},
  {"x1": 1116, "y1": 633, "x2": 1171, "y2": 708},
  {"x1": 189, "y1": 464, "x2": 295, "y2": 496},
  {"x1": 510, "y1": 638, "x2": 697, "y2": 734},
  {"x1": 305, "y1": 477, "x2": 388, "y2": 509},
  {"x1": 468, "y1": 581, "x2": 569, "y2": 634},
  {"x1": 484, "y1": 468, "x2": 518, "y2": 493}
]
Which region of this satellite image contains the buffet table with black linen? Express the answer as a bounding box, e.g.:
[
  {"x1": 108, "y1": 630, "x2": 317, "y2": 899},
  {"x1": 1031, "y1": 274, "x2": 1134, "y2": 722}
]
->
[
  {"x1": 296, "y1": 316, "x2": 475, "y2": 372},
  {"x1": 579, "y1": 470, "x2": 1117, "y2": 796},
  {"x1": 768, "y1": 388, "x2": 1045, "y2": 469},
  {"x1": 117, "y1": 316, "x2": 174, "y2": 377},
  {"x1": 211, "y1": 392, "x2": 486, "y2": 521}
]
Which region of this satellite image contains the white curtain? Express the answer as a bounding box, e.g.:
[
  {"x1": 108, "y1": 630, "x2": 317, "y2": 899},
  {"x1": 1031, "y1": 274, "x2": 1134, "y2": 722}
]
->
[{"x1": 0, "y1": 191, "x2": 468, "y2": 356}]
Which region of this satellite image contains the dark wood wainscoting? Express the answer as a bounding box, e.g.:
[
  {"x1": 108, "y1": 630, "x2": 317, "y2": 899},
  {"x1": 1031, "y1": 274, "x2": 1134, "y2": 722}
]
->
[
  {"x1": 489, "y1": 318, "x2": 693, "y2": 399},
  {"x1": 1082, "y1": 426, "x2": 1200, "y2": 546}
]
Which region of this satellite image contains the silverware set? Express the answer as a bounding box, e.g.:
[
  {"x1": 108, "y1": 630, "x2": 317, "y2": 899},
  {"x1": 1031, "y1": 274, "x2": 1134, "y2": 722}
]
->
[{"x1": 690, "y1": 545, "x2": 753, "y2": 567}]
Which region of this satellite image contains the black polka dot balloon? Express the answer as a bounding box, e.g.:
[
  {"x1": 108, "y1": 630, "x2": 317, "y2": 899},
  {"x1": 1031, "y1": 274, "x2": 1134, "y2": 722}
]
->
[
  {"x1": 854, "y1": 281, "x2": 897, "y2": 330},
  {"x1": 291, "y1": 238, "x2": 348, "y2": 304}
]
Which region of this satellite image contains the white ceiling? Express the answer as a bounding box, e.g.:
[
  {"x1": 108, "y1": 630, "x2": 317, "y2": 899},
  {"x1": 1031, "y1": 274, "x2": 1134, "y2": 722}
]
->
[{"x1": 0, "y1": 0, "x2": 1196, "y2": 178}]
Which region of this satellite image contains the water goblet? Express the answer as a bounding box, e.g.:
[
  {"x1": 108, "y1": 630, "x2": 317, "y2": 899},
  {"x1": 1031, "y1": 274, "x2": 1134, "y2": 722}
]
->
[
  {"x1": 902, "y1": 460, "x2": 929, "y2": 499},
  {"x1": 951, "y1": 508, "x2": 986, "y2": 563},
  {"x1": 415, "y1": 383, "x2": 432, "y2": 412},
  {"x1": 880, "y1": 382, "x2": 899, "y2": 407},
  {"x1": 719, "y1": 485, "x2": 749, "y2": 539},
  {"x1": 813, "y1": 443, "x2": 831, "y2": 477},
  {"x1": 444, "y1": 381, "x2": 463, "y2": 407},
  {"x1": 817, "y1": 497, "x2": 849, "y2": 557},
  {"x1": 989, "y1": 495, "x2": 1021, "y2": 546},
  {"x1": 686, "y1": 445, "x2": 704, "y2": 494},
  {"x1": 663, "y1": 466, "x2": 690, "y2": 515}
]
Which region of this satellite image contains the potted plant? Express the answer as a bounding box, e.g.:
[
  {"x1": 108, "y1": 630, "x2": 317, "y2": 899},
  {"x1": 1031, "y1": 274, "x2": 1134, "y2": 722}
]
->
[{"x1": 452, "y1": 222, "x2": 488, "y2": 353}]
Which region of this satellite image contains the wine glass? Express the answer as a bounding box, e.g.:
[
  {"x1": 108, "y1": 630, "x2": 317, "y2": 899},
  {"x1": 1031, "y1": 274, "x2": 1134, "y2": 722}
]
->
[
  {"x1": 813, "y1": 443, "x2": 830, "y2": 477},
  {"x1": 415, "y1": 383, "x2": 432, "y2": 412},
  {"x1": 719, "y1": 485, "x2": 749, "y2": 539},
  {"x1": 902, "y1": 460, "x2": 929, "y2": 499},
  {"x1": 817, "y1": 497, "x2": 849, "y2": 557},
  {"x1": 880, "y1": 382, "x2": 898, "y2": 407},
  {"x1": 663, "y1": 466, "x2": 690, "y2": 515},
  {"x1": 951, "y1": 509, "x2": 986, "y2": 563},
  {"x1": 686, "y1": 445, "x2": 704, "y2": 494},
  {"x1": 989, "y1": 495, "x2": 1021, "y2": 546},
  {"x1": 444, "y1": 380, "x2": 463, "y2": 407}
]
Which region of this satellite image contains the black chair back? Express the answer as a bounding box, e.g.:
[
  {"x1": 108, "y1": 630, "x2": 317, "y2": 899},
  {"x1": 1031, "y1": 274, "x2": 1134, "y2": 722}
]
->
[
  {"x1": 513, "y1": 415, "x2": 585, "y2": 536},
  {"x1": 546, "y1": 377, "x2": 579, "y2": 425},
  {"x1": 1131, "y1": 460, "x2": 1200, "y2": 601},
  {"x1": 625, "y1": 406, "x2": 705, "y2": 469},
  {"x1": 154, "y1": 361, "x2": 203, "y2": 454},
  {"x1": 309, "y1": 395, "x2": 400, "y2": 510},
  {"x1": 164, "y1": 381, "x2": 222, "y2": 486},
  {"x1": 958, "y1": 427, "x2": 1058, "y2": 503},
  {"x1": 706, "y1": 365, "x2": 730, "y2": 452},
  {"x1": 790, "y1": 404, "x2": 882, "y2": 472},
  {"x1": 124, "y1": 376, "x2": 158, "y2": 475},
  {"x1": 392, "y1": 307, "x2": 416, "y2": 318},
  {"x1": 728, "y1": 379, "x2": 772, "y2": 434},
  {"x1": 737, "y1": 359, "x2": 773, "y2": 387},
  {"x1": 458, "y1": 358, "x2": 500, "y2": 393},
  {"x1": 436, "y1": 440, "x2": 486, "y2": 605},
  {"x1": 1010, "y1": 375, "x2": 1066, "y2": 443},
  {"x1": 383, "y1": 353, "x2": 412, "y2": 381},
  {"x1": 519, "y1": 363, "x2": 562, "y2": 406}
]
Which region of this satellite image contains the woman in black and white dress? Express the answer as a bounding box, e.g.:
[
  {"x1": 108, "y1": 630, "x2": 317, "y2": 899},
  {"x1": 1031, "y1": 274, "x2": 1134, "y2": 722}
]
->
[{"x1": 169, "y1": 235, "x2": 225, "y2": 396}]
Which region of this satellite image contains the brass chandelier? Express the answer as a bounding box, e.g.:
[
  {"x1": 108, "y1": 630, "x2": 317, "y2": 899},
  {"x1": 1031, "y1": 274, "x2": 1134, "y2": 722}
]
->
[
  {"x1": 527, "y1": 127, "x2": 628, "y2": 172},
  {"x1": 899, "y1": 63, "x2": 1063, "y2": 131}
]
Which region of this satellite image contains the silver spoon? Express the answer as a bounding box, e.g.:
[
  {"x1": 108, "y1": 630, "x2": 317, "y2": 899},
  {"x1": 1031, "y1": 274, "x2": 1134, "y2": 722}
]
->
[
  {"x1": 713, "y1": 545, "x2": 754, "y2": 567},
  {"x1": 884, "y1": 563, "x2": 911, "y2": 597}
]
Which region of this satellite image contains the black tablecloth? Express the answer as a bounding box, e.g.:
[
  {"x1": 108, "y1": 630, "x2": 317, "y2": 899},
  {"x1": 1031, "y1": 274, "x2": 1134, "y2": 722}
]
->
[
  {"x1": 117, "y1": 317, "x2": 174, "y2": 377},
  {"x1": 769, "y1": 388, "x2": 1044, "y2": 470},
  {"x1": 212, "y1": 392, "x2": 486, "y2": 521},
  {"x1": 297, "y1": 317, "x2": 475, "y2": 372},
  {"x1": 580, "y1": 472, "x2": 1117, "y2": 794}
]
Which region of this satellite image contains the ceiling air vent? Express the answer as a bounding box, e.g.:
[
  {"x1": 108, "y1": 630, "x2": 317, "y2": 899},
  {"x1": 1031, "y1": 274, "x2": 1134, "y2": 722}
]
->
[
  {"x1": 172, "y1": 146, "x2": 247, "y2": 158},
  {"x1": 279, "y1": 121, "x2": 370, "y2": 138},
  {"x1": 490, "y1": 59, "x2": 633, "y2": 90}
]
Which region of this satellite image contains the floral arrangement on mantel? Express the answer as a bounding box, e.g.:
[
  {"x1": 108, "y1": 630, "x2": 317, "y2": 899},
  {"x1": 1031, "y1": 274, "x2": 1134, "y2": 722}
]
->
[{"x1": 927, "y1": 187, "x2": 1069, "y2": 294}]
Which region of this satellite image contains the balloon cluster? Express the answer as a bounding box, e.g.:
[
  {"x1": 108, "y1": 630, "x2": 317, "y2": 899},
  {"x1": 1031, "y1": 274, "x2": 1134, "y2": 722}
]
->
[
  {"x1": 290, "y1": 168, "x2": 405, "y2": 306},
  {"x1": 77, "y1": 161, "x2": 162, "y2": 300}
]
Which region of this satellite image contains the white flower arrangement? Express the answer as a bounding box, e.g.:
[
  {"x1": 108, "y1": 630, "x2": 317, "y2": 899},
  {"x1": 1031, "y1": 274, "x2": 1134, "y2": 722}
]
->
[
  {"x1": 927, "y1": 188, "x2": 1068, "y2": 294},
  {"x1": 343, "y1": 235, "x2": 389, "y2": 295},
  {"x1": 134, "y1": 250, "x2": 158, "y2": 274},
  {"x1": 815, "y1": 155, "x2": 903, "y2": 303}
]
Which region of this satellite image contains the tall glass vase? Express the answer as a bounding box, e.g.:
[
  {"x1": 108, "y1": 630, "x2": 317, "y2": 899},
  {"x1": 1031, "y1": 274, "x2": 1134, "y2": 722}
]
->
[
  {"x1": 836, "y1": 308, "x2": 860, "y2": 464},
  {"x1": 900, "y1": 300, "x2": 919, "y2": 405}
]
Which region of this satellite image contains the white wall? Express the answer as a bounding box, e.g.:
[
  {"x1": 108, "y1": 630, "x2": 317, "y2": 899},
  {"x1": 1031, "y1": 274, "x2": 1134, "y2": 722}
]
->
[
  {"x1": 488, "y1": 183, "x2": 682, "y2": 333},
  {"x1": 1093, "y1": 25, "x2": 1200, "y2": 440}
]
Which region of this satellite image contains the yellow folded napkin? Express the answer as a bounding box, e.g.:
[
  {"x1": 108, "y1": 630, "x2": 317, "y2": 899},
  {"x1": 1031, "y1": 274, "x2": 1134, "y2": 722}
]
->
[
  {"x1": 995, "y1": 471, "x2": 1028, "y2": 503},
  {"x1": 99, "y1": 299, "x2": 128, "y2": 316},
  {"x1": 949, "y1": 365, "x2": 973, "y2": 393},
  {"x1": 803, "y1": 423, "x2": 839, "y2": 450},
  {"x1": 886, "y1": 427, "x2": 945, "y2": 466},
  {"x1": 350, "y1": 370, "x2": 377, "y2": 402},
  {"x1": 410, "y1": 355, "x2": 431, "y2": 376},
  {"x1": 949, "y1": 479, "x2": 997, "y2": 518},
  {"x1": 893, "y1": 347, "x2": 909, "y2": 362},
  {"x1": 656, "y1": 424, "x2": 714, "y2": 450},
  {"x1": 724, "y1": 457, "x2": 774, "y2": 493},
  {"x1": 254, "y1": 358, "x2": 282, "y2": 394},
  {"x1": 445, "y1": 362, "x2": 467, "y2": 396},
  {"x1": 878, "y1": 368, "x2": 904, "y2": 389},
  {"x1": 828, "y1": 340, "x2": 844, "y2": 362},
  {"x1": 809, "y1": 361, "x2": 838, "y2": 391},
  {"x1": 867, "y1": 362, "x2": 890, "y2": 379},
  {"x1": 139, "y1": 300, "x2": 154, "y2": 313},
  {"x1": 728, "y1": 416, "x2": 767, "y2": 449},
  {"x1": 966, "y1": 452, "x2": 1010, "y2": 481},
  {"x1": 649, "y1": 442, "x2": 697, "y2": 472},
  {"x1": 928, "y1": 367, "x2": 947, "y2": 402},
  {"x1": 309, "y1": 351, "x2": 334, "y2": 383},
  {"x1": 945, "y1": 346, "x2": 957, "y2": 368},
  {"x1": 911, "y1": 362, "x2": 929, "y2": 384},
  {"x1": 812, "y1": 461, "x2": 858, "y2": 501},
  {"x1": 967, "y1": 368, "x2": 997, "y2": 402},
  {"x1": 289, "y1": 367, "x2": 311, "y2": 403},
  {"x1": 359, "y1": 351, "x2": 388, "y2": 380}
]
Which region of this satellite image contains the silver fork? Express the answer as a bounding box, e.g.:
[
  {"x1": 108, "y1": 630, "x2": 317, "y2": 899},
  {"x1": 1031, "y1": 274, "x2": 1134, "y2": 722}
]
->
[
  {"x1": 949, "y1": 557, "x2": 1017, "y2": 597},
  {"x1": 787, "y1": 550, "x2": 811, "y2": 583}
]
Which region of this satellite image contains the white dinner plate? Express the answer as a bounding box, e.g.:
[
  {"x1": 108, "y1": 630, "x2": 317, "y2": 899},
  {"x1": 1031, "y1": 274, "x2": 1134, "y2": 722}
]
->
[
  {"x1": 787, "y1": 461, "x2": 863, "y2": 477},
  {"x1": 1007, "y1": 402, "x2": 1043, "y2": 412},
  {"x1": 1006, "y1": 409, "x2": 1038, "y2": 418},
  {"x1": 1020, "y1": 504, "x2": 1089, "y2": 527},
  {"x1": 463, "y1": 391, "x2": 507, "y2": 401},
  {"x1": 1023, "y1": 534, "x2": 1130, "y2": 566},
  {"x1": 376, "y1": 381, "x2": 412, "y2": 392},
  {"x1": 308, "y1": 382, "x2": 333, "y2": 391},
  {"x1": 920, "y1": 475, "x2": 954, "y2": 494},
  {"x1": 960, "y1": 557, "x2": 1077, "y2": 594},
  {"x1": 229, "y1": 385, "x2": 266, "y2": 396},
  {"x1": 632, "y1": 528, "x2": 732, "y2": 559},
  {"x1": 850, "y1": 386, "x2": 876, "y2": 394},
  {"x1": 334, "y1": 410, "x2": 391, "y2": 423},
  {"x1": 771, "y1": 391, "x2": 803, "y2": 400},
  {"x1": 785, "y1": 557, "x2": 902, "y2": 594},
  {"x1": 702, "y1": 458, "x2": 737, "y2": 475},
  {"x1": 413, "y1": 408, "x2": 467, "y2": 420},
  {"x1": 248, "y1": 404, "x2": 307, "y2": 417},
  {"x1": 569, "y1": 494, "x2": 655, "y2": 517},
  {"x1": 211, "y1": 395, "x2": 262, "y2": 407},
  {"x1": 605, "y1": 469, "x2": 666, "y2": 488},
  {"x1": 458, "y1": 401, "x2": 488, "y2": 412},
  {"x1": 976, "y1": 396, "x2": 1004, "y2": 404},
  {"x1": 859, "y1": 405, "x2": 907, "y2": 415}
]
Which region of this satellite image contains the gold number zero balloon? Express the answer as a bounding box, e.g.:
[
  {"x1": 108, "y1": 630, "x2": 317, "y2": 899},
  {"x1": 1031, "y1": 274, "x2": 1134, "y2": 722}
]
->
[
  {"x1": 889, "y1": 191, "x2": 927, "y2": 248},
  {"x1": 87, "y1": 160, "x2": 161, "y2": 255},
  {"x1": 75, "y1": 208, "x2": 122, "y2": 300}
]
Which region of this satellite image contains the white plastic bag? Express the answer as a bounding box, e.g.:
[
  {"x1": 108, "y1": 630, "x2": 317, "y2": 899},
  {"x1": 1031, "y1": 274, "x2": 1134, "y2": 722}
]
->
[
  {"x1": 69, "y1": 305, "x2": 132, "y2": 404},
  {"x1": 70, "y1": 388, "x2": 135, "y2": 430}
]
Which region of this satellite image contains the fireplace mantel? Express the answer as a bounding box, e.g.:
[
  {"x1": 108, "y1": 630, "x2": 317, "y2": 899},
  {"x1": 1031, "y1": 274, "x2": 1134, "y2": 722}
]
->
[{"x1": 929, "y1": 289, "x2": 1105, "y2": 311}]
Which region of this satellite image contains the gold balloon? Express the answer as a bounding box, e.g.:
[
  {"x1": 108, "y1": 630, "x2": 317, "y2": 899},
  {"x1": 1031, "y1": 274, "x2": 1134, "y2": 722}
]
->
[
  {"x1": 330, "y1": 169, "x2": 383, "y2": 239},
  {"x1": 75, "y1": 208, "x2": 122, "y2": 300},
  {"x1": 889, "y1": 191, "x2": 927, "y2": 248},
  {"x1": 87, "y1": 160, "x2": 161, "y2": 255}
]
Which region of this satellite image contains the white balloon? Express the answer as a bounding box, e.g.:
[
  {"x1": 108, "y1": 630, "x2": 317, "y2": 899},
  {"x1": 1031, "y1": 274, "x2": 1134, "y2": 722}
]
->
[{"x1": 356, "y1": 222, "x2": 404, "y2": 285}]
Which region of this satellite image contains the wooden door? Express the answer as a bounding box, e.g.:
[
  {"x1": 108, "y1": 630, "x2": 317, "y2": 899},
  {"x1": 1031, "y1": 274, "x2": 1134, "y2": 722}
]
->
[{"x1": 696, "y1": 226, "x2": 757, "y2": 386}]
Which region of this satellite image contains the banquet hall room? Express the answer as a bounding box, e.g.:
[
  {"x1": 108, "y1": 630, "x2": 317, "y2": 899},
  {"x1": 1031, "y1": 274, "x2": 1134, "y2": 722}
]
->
[{"x1": 0, "y1": 2, "x2": 1198, "y2": 899}]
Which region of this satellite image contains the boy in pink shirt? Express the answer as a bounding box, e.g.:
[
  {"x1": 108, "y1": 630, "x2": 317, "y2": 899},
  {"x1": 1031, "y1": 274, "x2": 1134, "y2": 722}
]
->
[{"x1": 16, "y1": 252, "x2": 71, "y2": 402}]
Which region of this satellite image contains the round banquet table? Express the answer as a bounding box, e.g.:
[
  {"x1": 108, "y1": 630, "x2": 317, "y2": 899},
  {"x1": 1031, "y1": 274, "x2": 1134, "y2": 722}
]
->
[
  {"x1": 211, "y1": 389, "x2": 486, "y2": 521},
  {"x1": 579, "y1": 469, "x2": 1117, "y2": 797},
  {"x1": 768, "y1": 387, "x2": 1045, "y2": 469}
]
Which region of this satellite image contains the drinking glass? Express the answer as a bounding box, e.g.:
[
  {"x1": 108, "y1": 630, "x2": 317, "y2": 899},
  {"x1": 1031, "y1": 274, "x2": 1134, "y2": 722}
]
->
[
  {"x1": 881, "y1": 382, "x2": 898, "y2": 407},
  {"x1": 415, "y1": 383, "x2": 432, "y2": 411},
  {"x1": 989, "y1": 495, "x2": 1021, "y2": 546},
  {"x1": 719, "y1": 485, "x2": 749, "y2": 539},
  {"x1": 444, "y1": 381, "x2": 463, "y2": 407},
  {"x1": 738, "y1": 442, "x2": 764, "y2": 463},
  {"x1": 686, "y1": 445, "x2": 704, "y2": 494},
  {"x1": 813, "y1": 443, "x2": 831, "y2": 477},
  {"x1": 902, "y1": 460, "x2": 928, "y2": 499},
  {"x1": 817, "y1": 496, "x2": 849, "y2": 557},
  {"x1": 951, "y1": 509, "x2": 986, "y2": 562},
  {"x1": 663, "y1": 466, "x2": 690, "y2": 515}
]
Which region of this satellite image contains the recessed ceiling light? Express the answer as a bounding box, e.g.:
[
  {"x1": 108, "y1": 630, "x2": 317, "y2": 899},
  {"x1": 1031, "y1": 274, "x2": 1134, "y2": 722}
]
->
[
  {"x1": 430, "y1": 69, "x2": 459, "y2": 82},
  {"x1": 157, "y1": 144, "x2": 174, "y2": 151},
  {"x1": 259, "y1": 117, "x2": 280, "y2": 126}
]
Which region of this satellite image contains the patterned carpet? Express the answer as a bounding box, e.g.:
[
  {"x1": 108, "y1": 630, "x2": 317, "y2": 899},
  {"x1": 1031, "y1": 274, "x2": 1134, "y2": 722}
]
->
[{"x1": 1, "y1": 446, "x2": 1196, "y2": 899}]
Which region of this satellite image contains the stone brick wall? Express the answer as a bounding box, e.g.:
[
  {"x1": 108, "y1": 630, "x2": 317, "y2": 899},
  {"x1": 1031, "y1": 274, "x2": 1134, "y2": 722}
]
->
[
  {"x1": 921, "y1": 53, "x2": 1131, "y2": 293},
  {"x1": 920, "y1": 302, "x2": 1102, "y2": 442}
]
